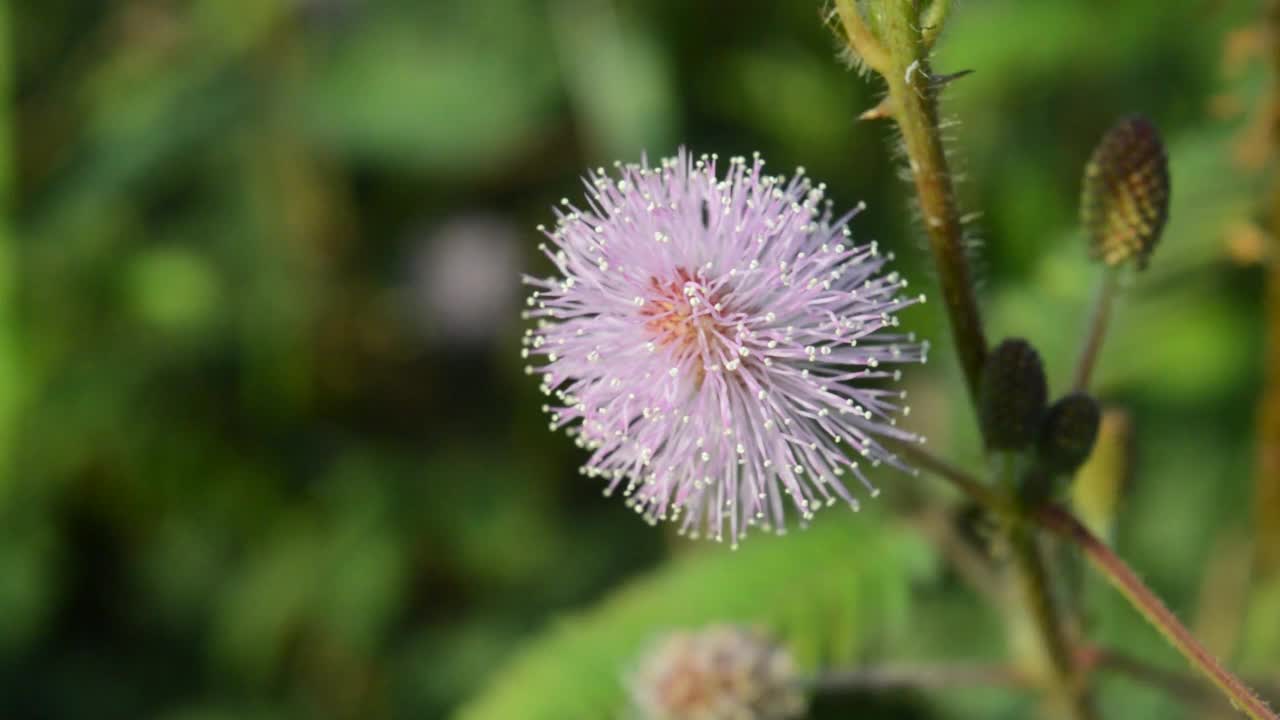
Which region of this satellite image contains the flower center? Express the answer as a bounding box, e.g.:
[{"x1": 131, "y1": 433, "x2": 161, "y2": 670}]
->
[{"x1": 639, "y1": 267, "x2": 725, "y2": 354}]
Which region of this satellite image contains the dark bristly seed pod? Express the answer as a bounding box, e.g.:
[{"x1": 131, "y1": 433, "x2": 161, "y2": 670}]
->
[
  {"x1": 1037, "y1": 392, "x2": 1102, "y2": 474},
  {"x1": 980, "y1": 339, "x2": 1048, "y2": 451},
  {"x1": 1081, "y1": 115, "x2": 1170, "y2": 269}
]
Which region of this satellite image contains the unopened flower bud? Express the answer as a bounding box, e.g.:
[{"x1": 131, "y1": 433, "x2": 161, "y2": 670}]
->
[
  {"x1": 628, "y1": 625, "x2": 807, "y2": 720},
  {"x1": 1037, "y1": 392, "x2": 1102, "y2": 474},
  {"x1": 980, "y1": 339, "x2": 1048, "y2": 451},
  {"x1": 1081, "y1": 115, "x2": 1170, "y2": 269}
]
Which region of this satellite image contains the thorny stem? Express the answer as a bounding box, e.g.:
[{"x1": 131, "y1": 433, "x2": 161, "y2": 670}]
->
[
  {"x1": 877, "y1": 1, "x2": 988, "y2": 406},
  {"x1": 898, "y1": 442, "x2": 1280, "y2": 720},
  {"x1": 833, "y1": 1, "x2": 987, "y2": 403},
  {"x1": 1071, "y1": 269, "x2": 1120, "y2": 393},
  {"x1": 847, "y1": 6, "x2": 1085, "y2": 714}
]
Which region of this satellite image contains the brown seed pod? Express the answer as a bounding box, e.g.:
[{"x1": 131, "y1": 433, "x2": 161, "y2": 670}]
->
[{"x1": 1081, "y1": 115, "x2": 1170, "y2": 269}]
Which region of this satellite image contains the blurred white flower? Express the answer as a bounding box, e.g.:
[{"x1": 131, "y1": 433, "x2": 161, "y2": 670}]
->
[
  {"x1": 627, "y1": 624, "x2": 807, "y2": 720},
  {"x1": 410, "y1": 214, "x2": 520, "y2": 347}
]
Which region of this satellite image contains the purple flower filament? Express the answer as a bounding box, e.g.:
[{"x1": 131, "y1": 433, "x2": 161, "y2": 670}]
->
[{"x1": 522, "y1": 151, "x2": 928, "y2": 547}]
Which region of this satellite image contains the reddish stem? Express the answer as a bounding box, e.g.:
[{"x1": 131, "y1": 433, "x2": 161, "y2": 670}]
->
[{"x1": 1037, "y1": 505, "x2": 1279, "y2": 720}]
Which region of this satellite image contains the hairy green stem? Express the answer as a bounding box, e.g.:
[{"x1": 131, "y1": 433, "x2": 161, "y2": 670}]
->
[
  {"x1": 894, "y1": 440, "x2": 1006, "y2": 511},
  {"x1": 878, "y1": 2, "x2": 988, "y2": 405}
]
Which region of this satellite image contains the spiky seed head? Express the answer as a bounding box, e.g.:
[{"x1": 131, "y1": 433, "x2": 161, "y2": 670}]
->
[
  {"x1": 1081, "y1": 115, "x2": 1170, "y2": 269},
  {"x1": 1037, "y1": 392, "x2": 1102, "y2": 474},
  {"x1": 627, "y1": 625, "x2": 807, "y2": 720},
  {"x1": 980, "y1": 339, "x2": 1048, "y2": 451}
]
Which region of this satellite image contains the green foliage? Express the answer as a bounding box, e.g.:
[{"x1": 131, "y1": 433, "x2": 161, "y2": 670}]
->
[
  {"x1": 457, "y1": 513, "x2": 935, "y2": 720},
  {"x1": 302, "y1": 1, "x2": 561, "y2": 174},
  {"x1": 7, "y1": 0, "x2": 1277, "y2": 717}
]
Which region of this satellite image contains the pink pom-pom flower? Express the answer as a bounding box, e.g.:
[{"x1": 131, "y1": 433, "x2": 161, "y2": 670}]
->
[{"x1": 522, "y1": 151, "x2": 927, "y2": 546}]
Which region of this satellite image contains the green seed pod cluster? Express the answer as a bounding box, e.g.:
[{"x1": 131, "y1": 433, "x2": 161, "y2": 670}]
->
[
  {"x1": 1080, "y1": 115, "x2": 1170, "y2": 269},
  {"x1": 979, "y1": 339, "x2": 1048, "y2": 451},
  {"x1": 1037, "y1": 392, "x2": 1102, "y2": 475}
]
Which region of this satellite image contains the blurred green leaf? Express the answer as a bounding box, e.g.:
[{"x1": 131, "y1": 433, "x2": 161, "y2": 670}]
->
[
  {"x1": 301, "y1": 3, "x2": 558, "y2": 174},
  {"x1": 0, "y1": 524, "x2": 60, "y2": 656},
  {"x1": 6, "y1": 0, "x2": 1277, "y2": 717},
  {"x1": 213, "y1": 514, "x2": 325, "y2": 682},
  {"x1": 551, "y1": 1, "x2": 677, "y2": 159},
  {"x1": 125, "y1": 245, "x2": 223, "y2": 335},
  {"x1": 455, "y1": 513, "x2": 936, "y2": 720},
  {"x1": 715, "y1": 48, "x2": 860, "y2": 180}
]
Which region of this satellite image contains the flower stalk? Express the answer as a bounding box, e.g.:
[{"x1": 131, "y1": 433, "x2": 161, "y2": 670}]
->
[
  {"x1": 1071, "y1": 269, "x2": 1119, "y2": 392},
  {"x1": 1073, "y1": 113, "x2": 1169, "y2": 392}
]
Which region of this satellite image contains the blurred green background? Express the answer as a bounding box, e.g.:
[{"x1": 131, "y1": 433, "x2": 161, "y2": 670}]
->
[{"x1": 7, "y1": 0, "x2": 1280, "y2": 718}]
